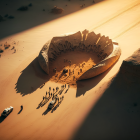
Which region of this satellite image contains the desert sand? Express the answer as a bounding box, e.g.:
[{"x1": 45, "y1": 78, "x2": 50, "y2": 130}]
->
[{"x1": 0, "y1": 0, "x2": 140, "y2": 140}]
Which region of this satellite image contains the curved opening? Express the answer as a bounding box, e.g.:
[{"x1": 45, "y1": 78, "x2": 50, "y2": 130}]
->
[{"x1": 38, "y1": 30, "x2": 114, "y2": 86}]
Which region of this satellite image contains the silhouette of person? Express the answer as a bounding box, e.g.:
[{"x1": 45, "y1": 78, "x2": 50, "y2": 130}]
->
[
  {"x1": 49, "y1": 87, "x2": 51, "y2": 91},
  {"x1": 62, "y1": 96, "x2": 64, "y2": 100},
  {"x1": 53, "y1": 88, "x2": 55, "y2": 93},
  {"x1": 21, "y1": 105, "x2": 23, "y2": 110},
  {"x1": 46, "y1": 91, "x2": 47, "y2": 95}
]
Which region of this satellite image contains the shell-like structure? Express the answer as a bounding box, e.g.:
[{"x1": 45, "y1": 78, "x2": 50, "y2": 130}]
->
[{"x1": 38, "y1": 30, "x2": 121, "y2": 80}]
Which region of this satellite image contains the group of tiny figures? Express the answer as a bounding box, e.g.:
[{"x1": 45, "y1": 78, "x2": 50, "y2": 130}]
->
[
  {"x1": 53, "y1": 58, "x2": 86, "y2": 81},
  {"x1": 37, "y1": 84, "x2": 70, "y2": 109},
  {"x1": 43, "y1": 84, "x2": 70, "y2": 100}
]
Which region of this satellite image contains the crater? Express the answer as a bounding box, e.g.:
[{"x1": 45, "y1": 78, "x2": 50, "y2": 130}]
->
[{"x1": 38, "y1": 30, "x2": 121, "y2": 86}]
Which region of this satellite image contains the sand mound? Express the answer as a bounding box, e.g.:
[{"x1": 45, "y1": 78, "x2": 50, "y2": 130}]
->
[
  {"x1": 120, "y1": 48, "x2": 140, "y2": 77},
  {"x1": 51, "y1": 6, "x2": 64, "y2": 14},
  {"x1": 38, "y1": 30, "x2": 121, "y2": 85}
]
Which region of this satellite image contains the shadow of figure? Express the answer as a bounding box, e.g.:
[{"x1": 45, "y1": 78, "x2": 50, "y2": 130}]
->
[
  {"x1": 36, "y1": 95, "x2": 52, "y2": 109},
  {"x1": 15, "y1": 57, "x2": 51, "y2": 96},
  {"x1": 51, "y1": 96, "x2": 64, "y2": 113},
  {"x1": 0, "y1": 116, "x2": 6, "y2": 123},
  {"x1": 42, "y1": 108, "x2": 51, "y2": 115},
  {"x1": 64, "y1": 88, "x2": 69, "y2": 94},
  {"x1": 72, "y1": 69, "x2": 140, "y2": 140},
  {"x1": 58, "y1": 71, "x2": 65, "y2": 80},
  {"x1": 76, "y1": 61, "x2": 118, "y2": 97},
  {"x1": 18, "y1": 105, "x2": 23, "y2": 114},
  {"x1": 58, "y1": 88, "x2": 65, "y2": 95}
]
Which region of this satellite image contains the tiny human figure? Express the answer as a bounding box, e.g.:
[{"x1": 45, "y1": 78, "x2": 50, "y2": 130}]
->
[
  {"x1": 80, "y1": 69, "x2": 82, "y2": 73},
  {"x1": 73, "y1": 69, "x2": 74, "y2": 74},
  {"x1": 61, "y1": 96, "x2": 64, "y2": 101},
  {"x1": 43, "y1": 96, "x2": 45, "y2": 100},
  {"x1": 56, "y1": 87, "x2": 59, "y2": 91},
  {"x1": 49, "y1": 87, "x2": 51, "y2": 91},
  {"x1": 21, "y1": 105, "x2": 23, "y2": 110},
  {"x1": 14, "y1": 49, "x2": 16, "y2": 53},
  {"x1": 78, "y1": 72, "x2": 79, "y2": 75},
  {"x1": 46, "y1": 91, "x2": 47, "y2": 95},
  {"x1": 68, "y1": 85, "x2": 70, "y2": 88},
  {"x1": 53, "y1": 88, "x2": 55, "y2": 93}
]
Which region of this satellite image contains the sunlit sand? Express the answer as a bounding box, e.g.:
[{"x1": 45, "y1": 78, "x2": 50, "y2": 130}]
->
[{"x1": 0, "y1": 0, "x2": 140, "y2": 140}]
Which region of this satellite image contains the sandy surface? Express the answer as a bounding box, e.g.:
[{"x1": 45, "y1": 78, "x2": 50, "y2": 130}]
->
[
  {"x1": 49, "y1": 51, "x2": 100, "y2": 87},
  {"x1": 0, "y1": 0, "x2": 140, "y2": 140}
]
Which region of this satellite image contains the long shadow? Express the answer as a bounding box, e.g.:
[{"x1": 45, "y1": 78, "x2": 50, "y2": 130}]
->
[
  {"x1": 0, "y1": 0, "x2": 104, "y2": 39},
  {"x1": 51, "y1": 97, "x2": 64, "y2": 113},
  {"x1": 0, "y1": 116, "x2": 6, "y2": 123},
  {"x1": 72, "y1": 69, "x2": 140, "y2": 140},
  {"x1": 76, "y1": 61, "x2": 118, "y2": 97},
  {"x1": 42, "y1": 108, "x2": 51, "y2": 115},
  {"x1": 37, "y1": 96, "x2": 52, "y2": 109},
  {"x1": 15, "y1": 57, "x2": 51, "y2": 96}
]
